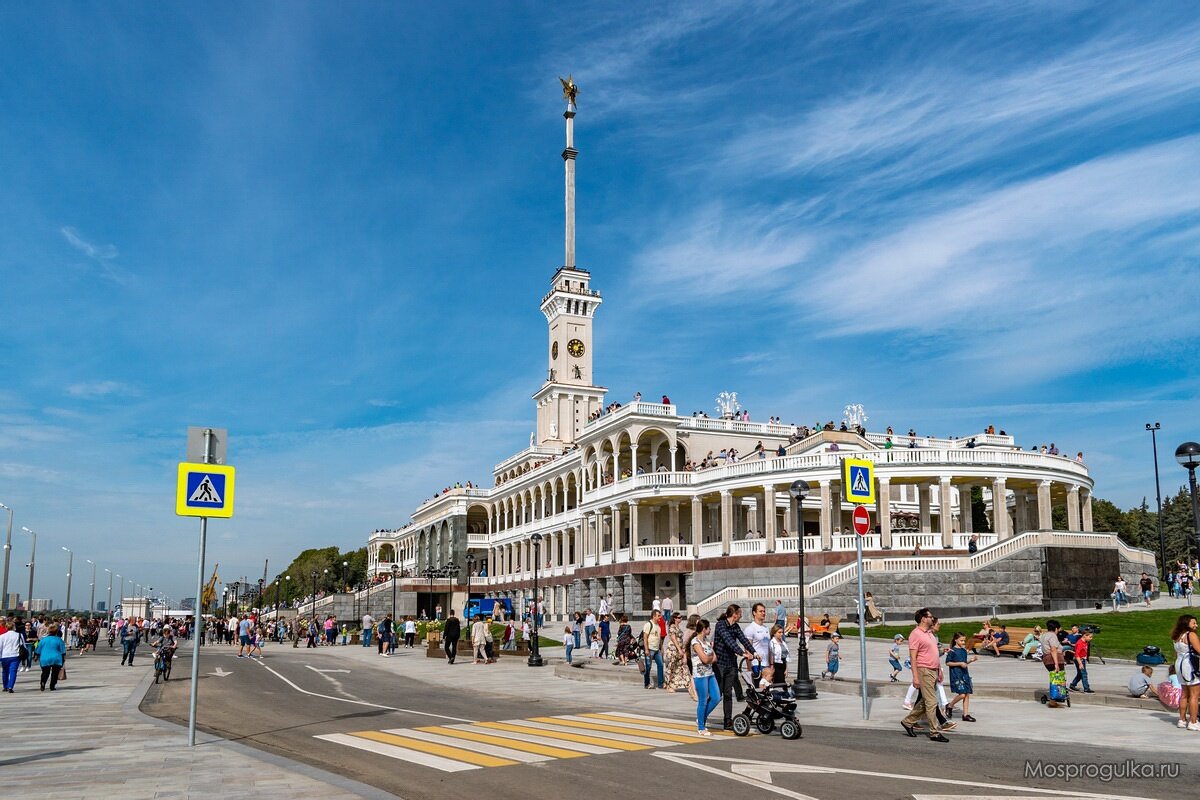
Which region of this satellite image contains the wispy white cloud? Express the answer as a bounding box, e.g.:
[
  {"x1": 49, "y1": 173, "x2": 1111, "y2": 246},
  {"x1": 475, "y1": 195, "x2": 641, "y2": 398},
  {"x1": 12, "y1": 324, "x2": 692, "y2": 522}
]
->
[
  {"x1": 66, "y1": 380, "x2": 133, "y2": 398},
  {"x1": 60, "y1": 226, "x2": 130, "y2": 284},
  {"x1": 367, "y1": 399, "x2": 401, "y2": 408}
]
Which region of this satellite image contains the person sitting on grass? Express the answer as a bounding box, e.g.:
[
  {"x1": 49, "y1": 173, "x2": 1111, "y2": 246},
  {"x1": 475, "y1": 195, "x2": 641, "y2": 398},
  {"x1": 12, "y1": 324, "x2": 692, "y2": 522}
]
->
[{"x1": 1128, "y1": 665, "x2": 1159, "y2": 699}]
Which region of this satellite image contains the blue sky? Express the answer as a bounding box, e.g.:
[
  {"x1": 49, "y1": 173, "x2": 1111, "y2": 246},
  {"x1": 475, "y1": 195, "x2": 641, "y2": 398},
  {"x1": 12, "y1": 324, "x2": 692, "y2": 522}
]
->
[{"x1": 1, "y1": 2, "x2": 1198, "y2": 607}]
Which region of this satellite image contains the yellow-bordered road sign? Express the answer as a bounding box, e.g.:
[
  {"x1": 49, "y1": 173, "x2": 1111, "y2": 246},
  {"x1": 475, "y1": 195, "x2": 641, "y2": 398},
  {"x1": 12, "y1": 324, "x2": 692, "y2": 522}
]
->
[
  {"x1": 841, "y1": 457, "x2": 875, "y2": 505},
  {"x1": 176, "y1": 462, "x2": 236, "y2": 518}
]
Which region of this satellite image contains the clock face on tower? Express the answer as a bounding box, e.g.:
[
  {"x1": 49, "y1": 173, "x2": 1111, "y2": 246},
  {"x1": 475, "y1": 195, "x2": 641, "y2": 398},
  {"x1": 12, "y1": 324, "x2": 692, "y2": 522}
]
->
[
  {"x1": 551, "y1": 341, "x2": 558, "y2": 359},
  {"x1": 567, "y1": 339, "x2": 585, "y2": 358}
]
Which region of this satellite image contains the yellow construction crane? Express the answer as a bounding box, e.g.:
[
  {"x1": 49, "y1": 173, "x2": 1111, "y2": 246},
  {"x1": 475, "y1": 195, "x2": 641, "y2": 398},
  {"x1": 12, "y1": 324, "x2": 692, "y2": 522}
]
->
[{"x1": 200, "y1": 564, "x2": 220, "y2": 612}]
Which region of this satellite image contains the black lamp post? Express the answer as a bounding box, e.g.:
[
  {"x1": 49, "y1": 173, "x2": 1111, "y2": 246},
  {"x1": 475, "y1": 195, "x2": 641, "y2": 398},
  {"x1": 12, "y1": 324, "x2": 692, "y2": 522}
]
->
[
  {"x1": 273, "y1": 575, "x2": 282, "y2": 612},
  {"x1": 1147, "y1": 423, "x2": 1168, "y2": 581},
  {"x1": 789, "y1": 480, "x2": 817, "y2": 700},
  {"x1": 528, "y1": 532, "x2": 544, "y2": 667},
  {"x1": 465, "y1": 553, "x2": 476, "y2": 620},
  {"x1": 391, "y1": 563, "x2": 400, "y2": 621},
  {"x1": 443, "y1": 562, "x2": 460, "y2": 621},
  {"x1": 310, "y1": 570, "x2": 318, "y2": 623},
  {"x1": 1176, "y1": 442, "x2": 1200, "y2": 571},
  {"x1": 257, "y1": 578, "x2": 265, "y2": 613},
  {"x1": 341, "y1": 560, "x2": 348, "y2": 591}
]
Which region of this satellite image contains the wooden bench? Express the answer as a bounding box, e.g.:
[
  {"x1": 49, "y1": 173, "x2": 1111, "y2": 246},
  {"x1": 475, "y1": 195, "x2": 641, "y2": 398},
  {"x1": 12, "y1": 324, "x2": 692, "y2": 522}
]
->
[
  {"x1": 786, "y1": 614, "x2": 840, "y2": 638},
  {"x1": 970, "y1": 626, "x2": 1034, "y2": 657}
]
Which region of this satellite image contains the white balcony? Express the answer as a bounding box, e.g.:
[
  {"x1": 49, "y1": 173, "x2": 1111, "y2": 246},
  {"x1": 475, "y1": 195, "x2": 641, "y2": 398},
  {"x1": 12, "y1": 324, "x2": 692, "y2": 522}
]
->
[
  {"x1": 636, "y1": 544, "x2": 691, "y2": 560},
  {"x1": 730, "y1": 539, "x2": 766, "y2": 556},
  {"x1": 698, "y1": 542, "x2": 723, "y2": 559}
]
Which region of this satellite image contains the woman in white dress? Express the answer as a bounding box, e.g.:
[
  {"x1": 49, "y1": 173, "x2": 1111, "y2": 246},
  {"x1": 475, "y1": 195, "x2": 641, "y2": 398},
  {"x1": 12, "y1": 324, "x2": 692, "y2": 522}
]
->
[{"x1": 1170, "y1": 614, "x2": 1200, "y2": 730}]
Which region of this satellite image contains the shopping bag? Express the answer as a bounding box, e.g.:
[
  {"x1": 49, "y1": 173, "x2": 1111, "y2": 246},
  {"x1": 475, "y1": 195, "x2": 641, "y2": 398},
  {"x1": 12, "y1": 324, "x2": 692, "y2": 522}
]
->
[{"x1": 1048, "y1": 669, "x2": 1067, "y2": 702}]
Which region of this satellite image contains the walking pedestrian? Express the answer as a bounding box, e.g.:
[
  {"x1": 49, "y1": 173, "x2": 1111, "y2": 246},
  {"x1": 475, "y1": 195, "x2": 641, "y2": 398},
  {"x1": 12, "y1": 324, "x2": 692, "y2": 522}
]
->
[
  {"x1": 690, "y1": 619, "x2": 719, "y2": 737},
  {"x1": 472, "y1": 615, "x2": 489, "y2": 664},
  {"x1": 35, "y1": 623, "x2": 66, "y2": 691},
  {"x1": 943, "y1": 632, "x2": 977, "y2": 722},
  {"x1": 1171, "y1": 614, "x2": 1200, "y2": 730},
  {"x1": 713, "y1": 604, "x2": 755, "y2": 731},
  {"x1": 0, "y1": 618, "x2": 22, "y2": 692},
  {"x1": 1040, "y1": 619, "x2": 1066, "y2": 708},
  {"x1": 1069, "y1": 631, "x2": 1095, "y2": 694},
  {"x1": 642, "y1": 609, "x2": 665, "y2": 689},
  {"x1": 662, "y1": 614, "x2": 691, "y2": 692},
  {"x1": 404, "y1": 616, "x2": 416, "y2": 648},
  {"x1": 900, "y1": 608, "x2": 949, "y2": 742},
  {"x1": 443, "y1": 611, "x2": 461, "y2": 664},
  {"x1": 120, "y1": 617, "x2": 140, "y2": 666},
  {"x1": 599, "y1": 614, "x2": 611, "y2": 660},
  {"x1": 767, "y1": 623, "x2": 789, "y2": 685}
]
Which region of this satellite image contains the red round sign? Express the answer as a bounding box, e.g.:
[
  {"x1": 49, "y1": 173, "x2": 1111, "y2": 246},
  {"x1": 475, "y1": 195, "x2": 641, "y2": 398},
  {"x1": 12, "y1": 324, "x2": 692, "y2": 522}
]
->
[{"x1": 852, "y1": 505, "x2": 871, "y2": 535}]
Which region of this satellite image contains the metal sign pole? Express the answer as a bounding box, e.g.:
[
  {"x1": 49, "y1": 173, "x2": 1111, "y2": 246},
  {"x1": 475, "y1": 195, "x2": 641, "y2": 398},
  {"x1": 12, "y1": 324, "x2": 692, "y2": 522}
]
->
[
  {"x1": 856, "y1": 517, "x2": 869, "y2": 720},
  {"x1": 186, "y1": 428, "x2": 213, "y2": 747}
]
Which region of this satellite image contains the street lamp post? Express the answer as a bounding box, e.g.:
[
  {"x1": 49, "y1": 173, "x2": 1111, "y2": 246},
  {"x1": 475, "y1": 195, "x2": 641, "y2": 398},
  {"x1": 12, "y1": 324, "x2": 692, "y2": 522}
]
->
[
  {"x1": 443, "y1": 562, "x2": 460, "y2": 622},
  {"x1": 62, "y1": 547, "x2": 73, "y2": 612},
  {"x1": 391, "y1": 564, "x2": 400, "y2": 621},
  {"x1": 310, "y1": 570, "x2": 318, "y2": 623},
  {"x1": 0, "y1": 502, "x2": 13, "y2": 614},
  {"x1": 1147, "y1": 423, "x2": 1168, "y2": 581},
  {"x1": 20, "y1": 527, "x2": 35, "y2": 615},
  {"x1": 789, "y1": 480, "x2": 817, "y2": 700},
  {"x1": 465, "y1": 553, "x2": 476, "y2": 619},
  {"x1": 257, "y1": 578, "x2": 265, "y2": 613},
  {"x1": 105, "y1": 569, "x2": 112, "y2": 623},
  {"x1": 1176, "y1": 442, "x2": 1200, "y2": 570},
  {"x1": 528, "y1": 532, "x2": 544, "y2": 667},
  {"x1": 341, "y1": 560, "x2": 348, "y2": 591},
  {"x1": 87, "y1": 559, "x2": 97, "y2": 618}
]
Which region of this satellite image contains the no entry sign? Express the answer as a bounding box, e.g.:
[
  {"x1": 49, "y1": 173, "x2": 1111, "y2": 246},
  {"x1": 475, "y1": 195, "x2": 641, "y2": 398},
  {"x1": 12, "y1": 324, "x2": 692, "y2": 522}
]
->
[{"x1": 852, "y1": 505, "x2": 871, "y2": 536}]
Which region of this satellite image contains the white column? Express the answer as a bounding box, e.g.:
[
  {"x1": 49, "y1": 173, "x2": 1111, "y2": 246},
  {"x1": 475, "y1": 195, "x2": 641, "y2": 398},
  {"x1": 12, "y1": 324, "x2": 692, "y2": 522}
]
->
[
  {"x1": 1082, "y1": 489, "x2": 1094, "y2": 532},
  {"x1": 628, "y1": 445, "x2": 639, "y2": 477},
  {"x1": 690, "y1": 497, "x2": 702, "y2": 557},
  {"x1": 878, "y1": 477, "x2": 892, "y2": 549},
  {"x1": 668, "y1": 501, "x2": 681, "y2": 545},
  {"x1": 819, "y1": 480, "x2": 833, "y2": 551},
  {"x1": 612, "y1": 505, "x2": 622, "y2": 553},
  {"x1": 1037, "y1": 480, "x2": 1053, "y2": 530},
  {"x1": 764, "y1": 485, "x2": 777, "y2": 551},
  {"x1": 1067, "y1": 485, "x2": 1081, "y2": 532},
  {"x1": 668, "y1": 447, "x2": 678, "y2": 471},
  {"x1": 960, "y1": 483, "x2": 974, "y2": 533},
  {"x1": 939, "y1": 477, "x2": 954, "y2": 548},
  {"x1": 628, "y1": 501, "x2": 639, "y2": 560},
  {"x1": 992, "y1": 477, "x2": 1009, "y2": 540},
  {"x1": 918, "y1": 483, "x2": 932, "y2": 533},
  {"x1": 720, "y1": 491, "x2": 733, "y2": 556}
]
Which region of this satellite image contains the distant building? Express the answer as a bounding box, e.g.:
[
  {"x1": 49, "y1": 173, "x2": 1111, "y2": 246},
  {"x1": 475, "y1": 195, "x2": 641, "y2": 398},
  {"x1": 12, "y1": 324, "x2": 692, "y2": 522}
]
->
[
  {"x1": 181, "y1": 597, "x2": 196, "y2": 611},
  {"x1": 4, "y1": 592, "x2": 19, "y2": 610},
  {"x1": 96, "y1": 601, "x2": 107, "y2": 612},
  {"x1": 29, "y1": 599, "x2": 53, "y2": 612}
]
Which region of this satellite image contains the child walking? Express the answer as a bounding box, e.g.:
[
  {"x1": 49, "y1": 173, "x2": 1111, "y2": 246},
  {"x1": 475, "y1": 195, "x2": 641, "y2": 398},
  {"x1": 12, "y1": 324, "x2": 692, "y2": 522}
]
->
[
  {"x1": 821, "y1": 633, "x2": 841, "y2": 680},
  {"x1": 590, "y1": 630, "x2": 602, "y2": 658},
  {"x1": 944, "y1": 632, "x2": 978, "y2": 722},
  {"x1": 1069, "y1": 630, "x2": 1094, "y2": 693},
  {"x1": 888, "y1": 633, "x2": 904, "y2": 682}
]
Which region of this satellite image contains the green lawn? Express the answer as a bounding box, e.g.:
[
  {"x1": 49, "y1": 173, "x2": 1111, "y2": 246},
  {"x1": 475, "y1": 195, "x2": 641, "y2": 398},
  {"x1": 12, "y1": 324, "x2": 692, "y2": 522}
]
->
[{"x1": 840, "y1": 607, "x2": 1192, "y2": 661}]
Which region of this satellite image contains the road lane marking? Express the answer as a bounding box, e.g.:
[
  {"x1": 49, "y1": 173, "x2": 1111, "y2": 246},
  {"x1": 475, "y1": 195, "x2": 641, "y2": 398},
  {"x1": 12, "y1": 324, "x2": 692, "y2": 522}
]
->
[
  {"x1": 460, "y1": 722, "x2": 626, "y2": 753},
  {"x1": 414, "y1": 726, "x2": 587, "y2": 759},
  {"x1": 351, "y1": 731, "x2": 518, "y2": 767},
  {"x1": 314, "y1": 733, "x2": 478, "y2": 772},
  {"x1": 385, "y1": 728, "x2": 554, "y2": 763},
  {"x1": 529, "y1": 715, "x2": 705, "y2": 743},
  {"x1": 253, "y1": 659, "x2": 470, "y2": 722}
]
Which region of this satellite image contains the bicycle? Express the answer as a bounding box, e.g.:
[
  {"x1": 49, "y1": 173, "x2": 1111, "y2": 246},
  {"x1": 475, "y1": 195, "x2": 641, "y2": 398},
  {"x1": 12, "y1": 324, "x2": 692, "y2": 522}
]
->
[{"x1": 153, "y1": 645, "x2": 175, "y2": 683}]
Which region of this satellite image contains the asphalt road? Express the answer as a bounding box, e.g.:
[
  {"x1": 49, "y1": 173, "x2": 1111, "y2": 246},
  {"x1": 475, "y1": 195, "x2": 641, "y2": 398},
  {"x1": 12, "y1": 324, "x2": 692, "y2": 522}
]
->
[{"x1": 137, "y1": 642, "x2": 1190, "y2": 800}]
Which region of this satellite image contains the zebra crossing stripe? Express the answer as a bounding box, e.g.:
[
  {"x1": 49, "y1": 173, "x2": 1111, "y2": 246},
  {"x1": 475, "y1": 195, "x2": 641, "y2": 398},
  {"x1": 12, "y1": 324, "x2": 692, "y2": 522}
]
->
[
  {"x1": 463, "y1": 721, "x2": 630, "y2": 753},
  {"x1": 581, "y1": 712, "x2": 734, "y2": 735},
  {"x1": 411, "y1": 725, "x2": 587, "y2": 759},
  {"x1": 351, "y1": 731, "x2": 518, "y2": 767},
  {"x1": 530, "y1": 715, "x2": 706, "y2": 743},
  {"x1": 475, "y1": 720, "x2": 650, "y2": 750},
  {"x1": 314, "y1": 733, "x2": 479, "y2": 772}
]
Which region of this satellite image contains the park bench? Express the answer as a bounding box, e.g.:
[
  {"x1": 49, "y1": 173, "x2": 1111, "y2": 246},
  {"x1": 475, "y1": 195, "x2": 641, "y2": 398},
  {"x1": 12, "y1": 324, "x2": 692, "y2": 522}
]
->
[
  {"x1": 970, "y1": 626, "x2": 1033, "y2": 657},
  {"x1": 787, "y1": 614, "x2": 840, "y2": 638}
]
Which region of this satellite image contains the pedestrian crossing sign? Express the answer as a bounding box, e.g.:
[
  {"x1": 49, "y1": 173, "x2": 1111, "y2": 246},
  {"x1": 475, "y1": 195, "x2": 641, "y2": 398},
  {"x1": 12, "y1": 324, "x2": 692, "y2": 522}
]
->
[
  {"x1": 176, "y1": 462, "x2": 236, "y2": 518},
  {"x1": 841, "y1": 457, "x2": 875, "y2": 505}
]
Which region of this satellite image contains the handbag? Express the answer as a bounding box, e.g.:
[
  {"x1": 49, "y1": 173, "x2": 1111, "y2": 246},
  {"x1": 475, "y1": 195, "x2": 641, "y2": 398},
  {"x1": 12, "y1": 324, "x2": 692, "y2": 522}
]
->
[{"x1": 58, "y1": 665, "x2": 67, "y2": 682}]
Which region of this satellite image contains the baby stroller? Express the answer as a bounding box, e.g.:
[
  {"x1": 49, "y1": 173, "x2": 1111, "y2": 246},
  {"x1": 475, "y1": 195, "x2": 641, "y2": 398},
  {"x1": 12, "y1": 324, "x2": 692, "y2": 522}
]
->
[{"x1": 731, "y1": 661, "x2": 802, "y2": 739}]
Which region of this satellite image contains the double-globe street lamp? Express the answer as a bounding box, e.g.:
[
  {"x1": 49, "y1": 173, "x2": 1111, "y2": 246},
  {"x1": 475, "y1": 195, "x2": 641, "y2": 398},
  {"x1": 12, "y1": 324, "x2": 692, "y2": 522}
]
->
[
  {"x1": 528, "y1": 532, "x2": 544, "y2": 668},
  {"x1": 87, "y1": 559, "x2": 97, "y2": 617},
  {"x1": 0, "y1": 502, "x2": 13, "y2": 614},
  {"x1": 1147, "y1": 423, "x2": 1168, "y2": 581},
  {"x1": 391, "y1": 563, "x2": 401, "y2": 622},
  {"x1": 788, "y1": 480, "x2": 817, "y2": 700},
  {"x1": 1176, "y1": 442, "x2": 1200, "y2": 569},
  {"x1": 310, "y1": 570, "x2": 319, "y2": 623}
]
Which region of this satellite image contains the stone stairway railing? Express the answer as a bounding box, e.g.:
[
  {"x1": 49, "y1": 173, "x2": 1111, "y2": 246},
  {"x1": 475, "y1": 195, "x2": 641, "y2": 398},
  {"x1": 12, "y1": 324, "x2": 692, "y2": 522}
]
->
[{"x1": 690, "y1": 530, "x2": 1155, "y2": 617}]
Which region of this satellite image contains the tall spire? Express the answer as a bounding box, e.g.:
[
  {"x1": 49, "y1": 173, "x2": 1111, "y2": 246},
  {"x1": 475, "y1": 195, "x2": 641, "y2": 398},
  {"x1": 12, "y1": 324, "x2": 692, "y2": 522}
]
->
[{"x1": 560, "y1": 76, "x2": 579, "y2": 268}]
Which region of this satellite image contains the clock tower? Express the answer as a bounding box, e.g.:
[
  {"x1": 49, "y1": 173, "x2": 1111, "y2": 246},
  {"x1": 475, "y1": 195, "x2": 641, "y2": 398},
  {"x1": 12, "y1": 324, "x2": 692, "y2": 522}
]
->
[{"x1": 533, "y1": 78, "x2": 606, "y2": 447}]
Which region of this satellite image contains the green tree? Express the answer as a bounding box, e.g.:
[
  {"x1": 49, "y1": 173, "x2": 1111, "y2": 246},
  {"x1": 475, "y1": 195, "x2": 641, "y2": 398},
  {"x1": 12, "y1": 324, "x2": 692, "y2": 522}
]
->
[
  {"x1": 970, "y1": 486, "x2": 991, "y2": 533},
  {"x1": 1089, "y1": 497, "x2": 1125, "y2": 536},
  {"x1": 1162, "y1": 486, "x2": 1197, "y2": 565}
]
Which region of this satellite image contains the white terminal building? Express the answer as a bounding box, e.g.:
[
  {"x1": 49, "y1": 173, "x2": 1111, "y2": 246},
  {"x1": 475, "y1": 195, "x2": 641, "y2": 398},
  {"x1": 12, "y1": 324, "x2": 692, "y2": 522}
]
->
[{"x1": 359, "y1": 85, "x2": 1154, "y2": 623}]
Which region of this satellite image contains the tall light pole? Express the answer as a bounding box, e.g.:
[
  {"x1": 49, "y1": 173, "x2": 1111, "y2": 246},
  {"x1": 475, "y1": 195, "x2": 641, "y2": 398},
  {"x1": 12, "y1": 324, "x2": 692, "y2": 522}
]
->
[
  {"x1": 789, "y1": 480, "x2": 817, "y2": 700},
  {"x1": 465, "y1": 552, "x2": 476, "y2": 620},
  {"x1": 20, "y1": 527, "x2": 35, "y2": 614},
  {"x1": 62, "y1": 546, "x2": 73, "y2": 612},
  {"x1": 341, "y1": 560, "x2": 348, "y2": 591},
  {"x1": 391, "y1": 563, "x2": 400, "y2": 621},
  {"x1": 105, "y1": 569, "x2": 113, "y2": 622},
  {"x1": 310, "y1": 570, "x2": 318, "y2": 623},
  {"x1": 0, "y1": 502, "x2": 13, "y2": 614},
  {"x1": 1176, "y1": 442, "x2": 1200, "y2": 570},
  {"x1": 528, "y1": 533, "x2": 544, "y2": 667},
  {"x1": 1147, "y1": 423, "x2": 1168, "y2": 580},
  {"x1": 87, "y1": 559, "x2": 97, "y2": 617},
  {"x1": 116, "y1": 573, "x2": 123, "y2": 615}
]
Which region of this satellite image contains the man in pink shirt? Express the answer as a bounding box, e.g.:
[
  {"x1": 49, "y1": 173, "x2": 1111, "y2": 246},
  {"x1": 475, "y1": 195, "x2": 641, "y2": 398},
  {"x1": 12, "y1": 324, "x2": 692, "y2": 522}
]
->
[{"x1": 901, "y1": 607, "x2": 948, "y2": 742}]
